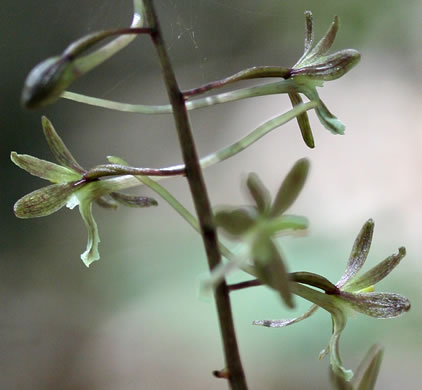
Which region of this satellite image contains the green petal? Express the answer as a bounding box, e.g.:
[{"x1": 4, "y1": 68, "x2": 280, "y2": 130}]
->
[
  {"x1": 288, "y1": 93, "x2": 315, "y2": 148},
  {"x1": 253, "y1": 304, "x2": 318, "y2": 328},
  {"x1": 214, "y1": 207, "x2": 257, "y2": 236},
  {"x1": 95, "y1": 196, "x2": 120, "y2": 210},
  {"x1": 252, "y1": 236, "x2": 293, "y2": 308},
  {"x1": 78, "y1": 198, "x2": 100, "y2": 267},
  {"x1": 352, "y1": 344, "x2": 384, "y2": 390},
  {"x1": 270, "y1": 158, "x2": 310, "y2": 217},
  {"x1": 303, "y1": 11, "x2": 313, "y2": 57},
  {"x1": 265, "y1": 214, "x2": 308, "y2": 235},
  {"x1": 11, "y1": 152, "x2": 82, "y2": 183},
  {"x1": 246, "y1": 173, "x2": 272, "y2": 213},
  {"x1": 14, "y1": 183, "x2": 77, "y2": 218},
  {"x1": 314, "y1": 98, "x2": 345, "y2": 135},
  {"x1": 343, "y1": 247, "x2": 406, "y2": 292},
  {"x1": 41, "y1": 116, "x2": 85, "y2": 173},
  {"x1": 338, "y1": 219, "x2": 374, "y2": 288},
  {"x1": 339, "y1": 291, "x2": 411, "y2": 318}
]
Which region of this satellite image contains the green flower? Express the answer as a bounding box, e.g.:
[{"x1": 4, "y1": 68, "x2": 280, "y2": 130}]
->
[
  {"x1": 286, "y1": 11, "x2": 361, "y2": 146},
  {"x1": 254, "y1": 219, "x2": 410, "y2": 381},
  {"x1": 12, "y1": 117, "x2": 157, "y2": 266},
  {"x1": 215, "y1": 159, "x2": 310, "y2": 308}
]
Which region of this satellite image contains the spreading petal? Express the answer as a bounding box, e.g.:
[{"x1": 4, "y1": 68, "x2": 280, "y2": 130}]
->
[
  {"x1": 339, "y1": 291, "x2": 411, "y2": 319},
  {"x1": 288, "y1": 92, "x2": 314, "y2": 148},
  {"x1": 41, "y1": 116, "x2": 85, "y2": 173},
  {"x1": 14, "y1": 182, "x2": 79, "y2": 218},
  {"x1": 11, "y1": 152, "x2": 82, "y2": 183},
  {"x1": 337, "y1": 219, "x2": 374, "y2": 288},
  {"x1": 253, "y1": 304, "x2": 318, "y2": 328},
  {"x1": 343, "y1": 247, "x2": 406, "y2": 292}
]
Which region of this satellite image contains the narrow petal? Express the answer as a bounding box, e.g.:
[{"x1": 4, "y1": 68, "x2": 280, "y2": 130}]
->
[
  {"x1": 352, "y1": 344, "x2": 384, "y2": 390},
  {"x1": 252, "y1": 236, "x2": 293, "y2": 308},
  {"x1": 294, "y1": 11, "x2": 314, "y2": 66},
  {"x1": 304, "y1": 16, "x2": 339, "y2": 63},
  {"x1": 110, "y1": 192, "x2": 158, "y2": 208},
  {"x1": 288, "y1": 93, "x2": 315, "y2": 148},
  {"x1": 78, "y1": 199, "x2": 100, "y2": 267},
  {"x1": 339, "y1": 291, "x2": 411, "y2": 318},
  {"x1": 343, "y1": 247, "x2": 406, "y2": 292},
  {"x1": 11, "y1": 152, "x2": 82, "y2": 183},
  {"x1": 270, "y1": 158, "x2": 310, "y2": 217},
  {"x1": 41, "y1": 116, "x2": 85, "y2": 173},
  {"x1": 246, "y1": 173, "x2": 272, "y2": 213},
  {"x1": 337, "y1": 219, "x2": 374, "y2": 288},
  {"x1": 14, "y1": 183, "x2": 77, "y2": 218},
  {"x1": 253, "y1": 304, "x2": 318, "y2": 328}
]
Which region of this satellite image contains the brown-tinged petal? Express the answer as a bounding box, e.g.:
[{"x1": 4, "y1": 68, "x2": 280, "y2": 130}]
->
[
  {"x1": 41, "y1": 116, "x2": 85, "y2": 173},
  {"x1": 337, "y1": 219, "x2": 374, "y2": 288},
  {"x1": 288, "y1": 93, "x2": 315, "y2": 148},
  {"x1": 14, "y1": 182, "x2": 78, "y2": 218},
  {"x1": 253, "y1": 304, "x2": 318, "y2": 328},
  {"x1": 110, "y1": 192, "x2": 158, "y2": 208},
  {"x1": 343, "y1": 247, "x2": 406, "y2": 292},
  {"x1": 339, "y1": 291, "x2": 411, "y2": 318}
]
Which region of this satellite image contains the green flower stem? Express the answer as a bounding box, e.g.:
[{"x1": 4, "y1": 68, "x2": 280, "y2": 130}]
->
[
  {"x1": 143, "y1": 1, "x2": 248, "y2": 389},
  {"x1": 61, "y1": 79, "x2": 303, "y2": 114},
  {"x1": 84, "y1": 102, "x2": 316, "y2": 181}
]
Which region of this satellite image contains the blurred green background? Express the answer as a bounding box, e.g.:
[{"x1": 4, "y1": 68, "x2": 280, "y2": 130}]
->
[{"x1": 1, "y1": 0, "x2": 421, "y2": 389}]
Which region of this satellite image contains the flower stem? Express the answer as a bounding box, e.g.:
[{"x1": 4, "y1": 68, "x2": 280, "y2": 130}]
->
[{"x1": 142, "y1": 1, "x2": 248, "y2": 389}]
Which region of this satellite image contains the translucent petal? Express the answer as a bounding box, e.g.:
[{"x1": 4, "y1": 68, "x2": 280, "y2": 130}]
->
[
  {"x1": 339, "y1": 291, "x2": 411, "y2": 319},
  {"x1": 343, "y1": 247, "x2": 406, "y2": 292},
  {"x1": 41, "y1": 116, "x2": 85, "y2": 173},
  {"x1": 14, "y1": 183, "x2": 77, "y2": 218},
  {"x1": 253, "y1": 304, "x2": 318, "y2": 328},
  {"x1": 337, "y1": 219, "x2": 374, "y2": 288},
  {"x1": 314, "y1": 98, "x2": 345, "y2": 135},
  {"x1": 11, "y1": 152, "x2": 82, "y2": 183},
  {"x1": 270, "y1": 158, "x2": 310, "y2": 217}
]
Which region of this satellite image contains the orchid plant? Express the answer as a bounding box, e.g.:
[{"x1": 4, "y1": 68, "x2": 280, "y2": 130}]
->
[{"x1": 13, "y1": 1, "x2": 410, "y2": 389}]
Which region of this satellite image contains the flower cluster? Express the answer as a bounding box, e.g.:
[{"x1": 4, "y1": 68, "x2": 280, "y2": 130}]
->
[
  {"x1": 254, "y1": 219, "x2": 410, "y2": 381},
  {"x1": 215, "y1": 159, "x2": 310, "y2": 308},
  {"x1": 12, "y1": 117, "x2": 157, "y2": 266}
]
